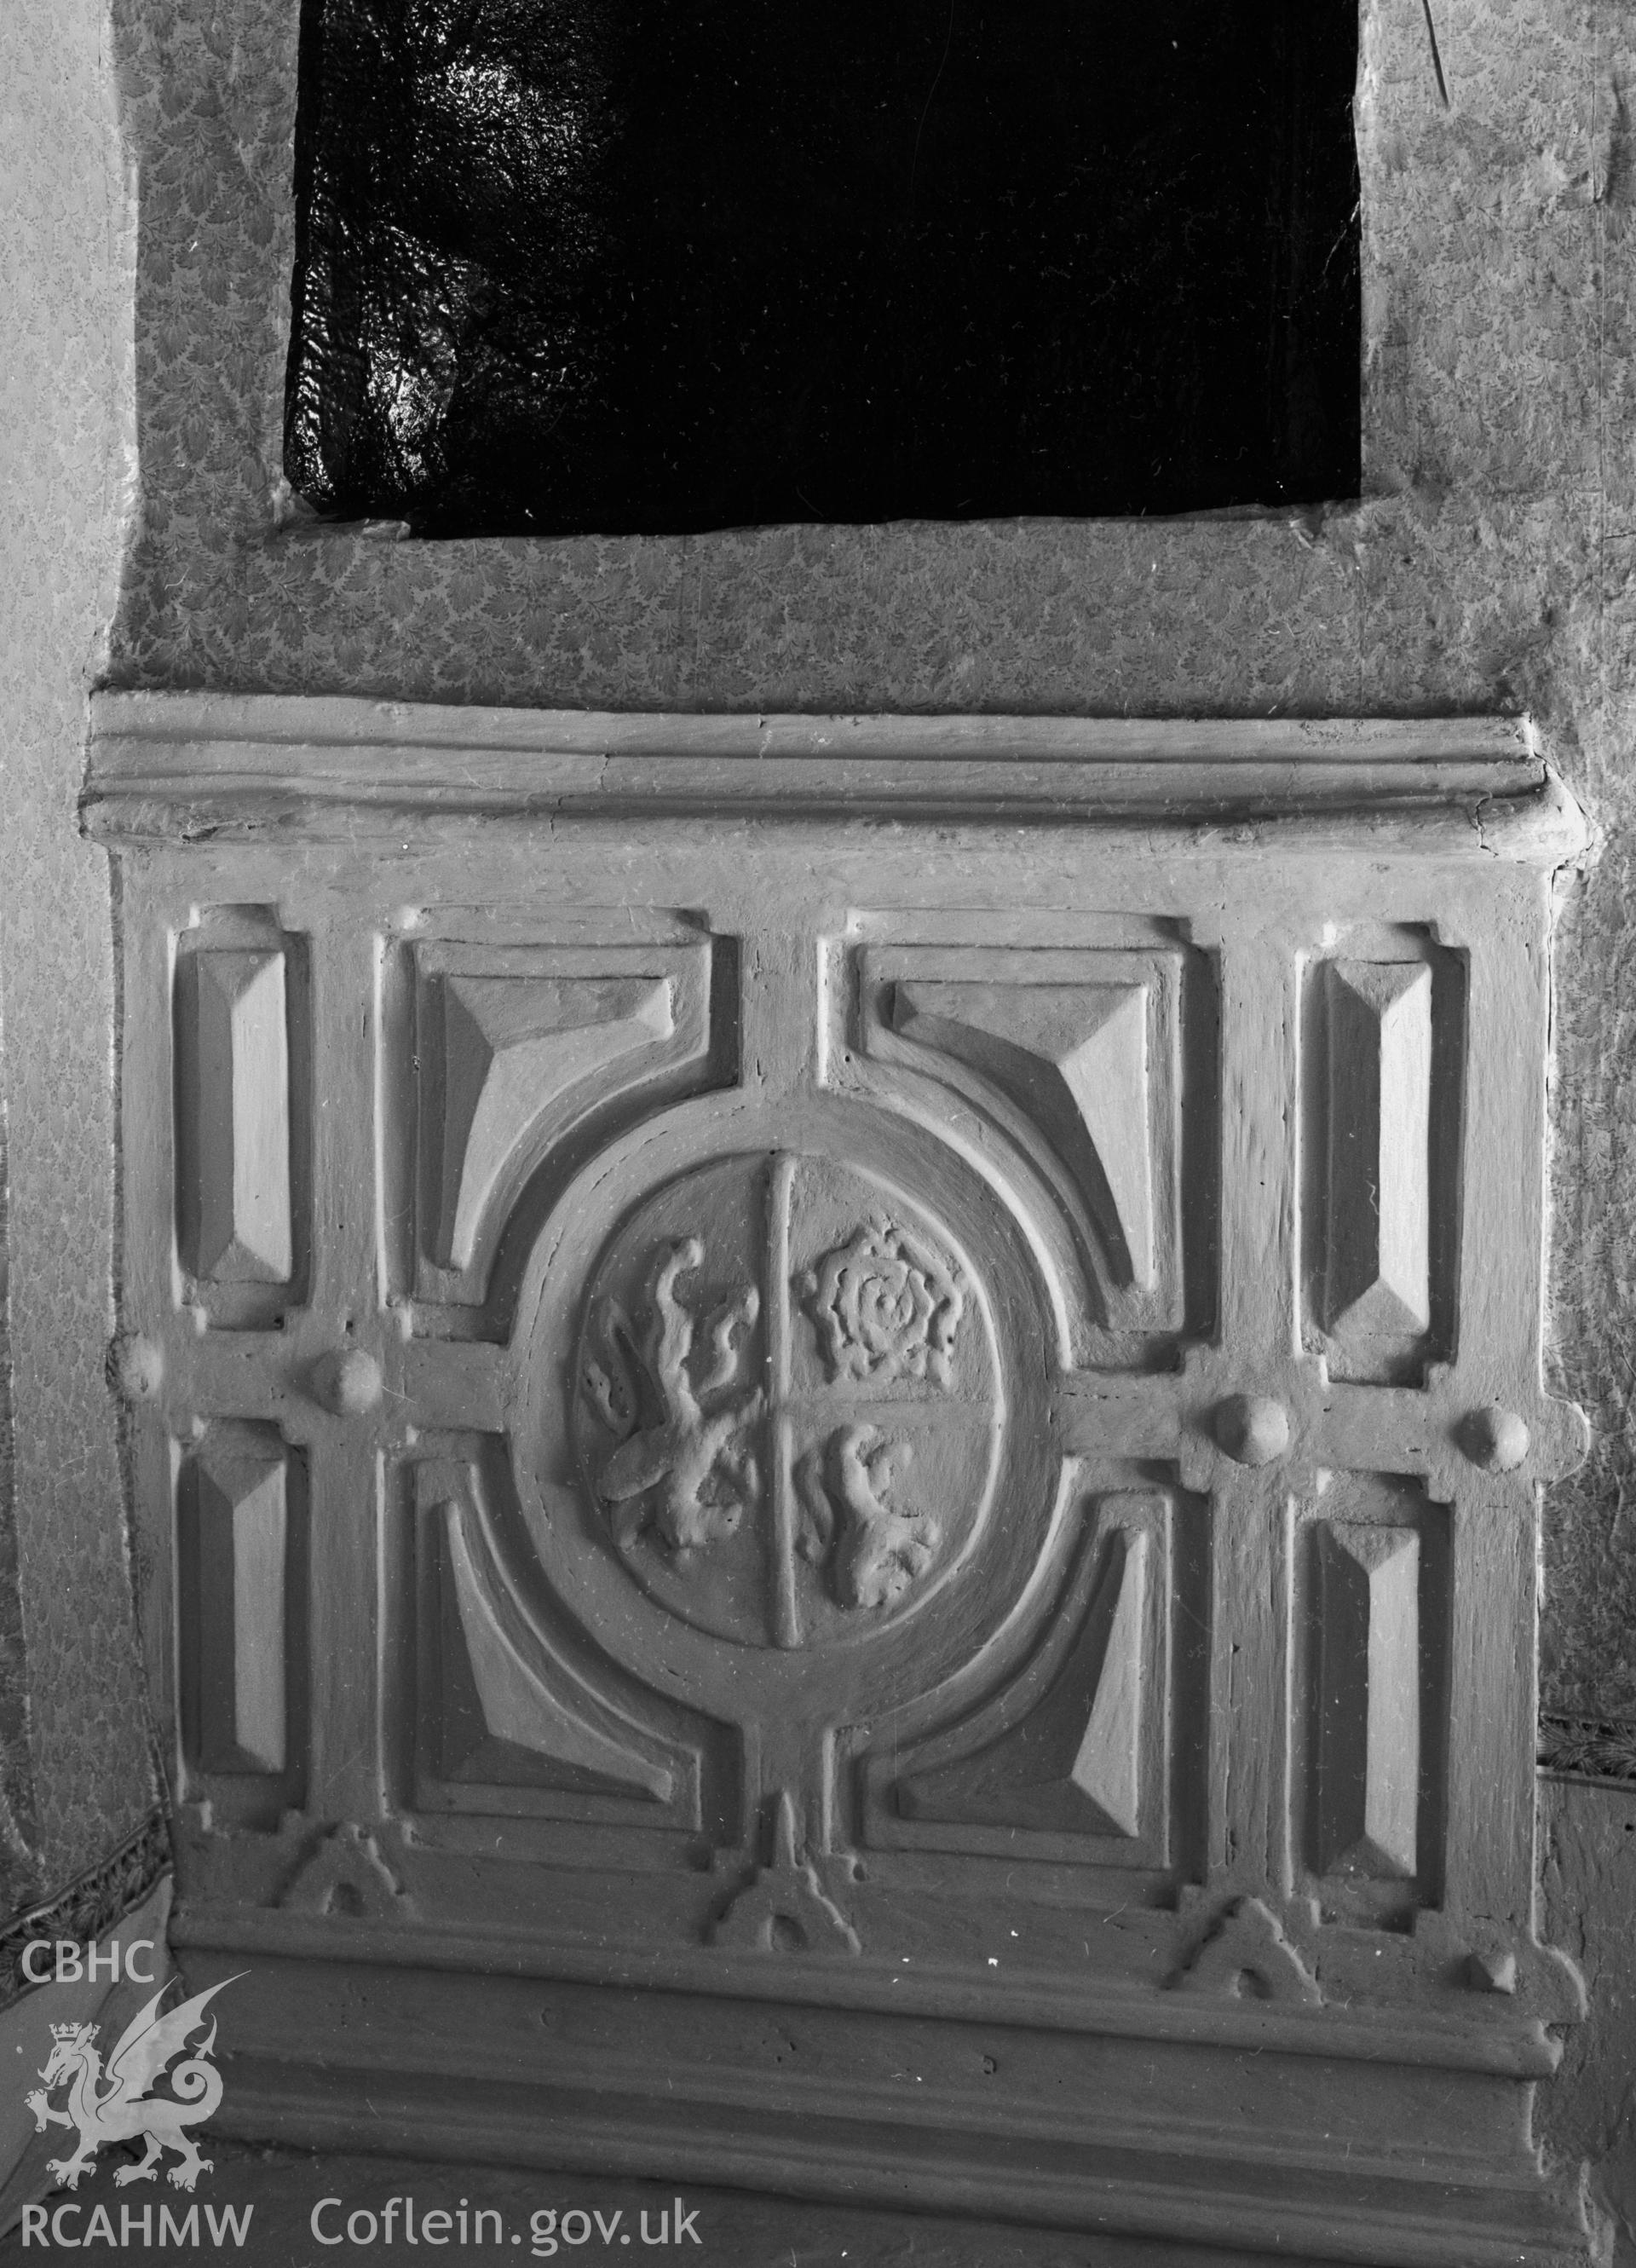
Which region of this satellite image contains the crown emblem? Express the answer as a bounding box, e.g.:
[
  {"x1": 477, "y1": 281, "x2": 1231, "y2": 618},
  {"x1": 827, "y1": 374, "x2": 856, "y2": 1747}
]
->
[{"x1": 49, "y1": 2022, "x2": 90, "y2": 2042}]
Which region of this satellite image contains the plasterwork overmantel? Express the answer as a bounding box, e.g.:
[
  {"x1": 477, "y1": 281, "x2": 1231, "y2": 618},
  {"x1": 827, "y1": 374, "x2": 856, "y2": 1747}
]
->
[{"x1": 85, "y1": 694, "x2": 1597, "y2": 2268}]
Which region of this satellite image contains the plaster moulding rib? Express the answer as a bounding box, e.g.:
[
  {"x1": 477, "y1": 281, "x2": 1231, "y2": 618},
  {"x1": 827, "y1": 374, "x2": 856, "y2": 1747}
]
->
[{"x1": 81, "y1": 695, "x2": 1578, "y2": 850}]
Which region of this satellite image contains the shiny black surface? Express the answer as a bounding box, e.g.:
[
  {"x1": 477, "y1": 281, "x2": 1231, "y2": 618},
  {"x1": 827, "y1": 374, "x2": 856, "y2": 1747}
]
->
[{"x1": 286, "y1": 0, "x2": 1360, "y2": 535}]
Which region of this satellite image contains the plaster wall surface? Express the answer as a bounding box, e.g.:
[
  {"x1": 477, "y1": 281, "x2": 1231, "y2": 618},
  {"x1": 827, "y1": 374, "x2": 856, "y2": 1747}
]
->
[
  {"x1": 1545, "y1": 1781, "x2": 1636, "y2": 2259},
  {"x1": 0, "y1": 0, "x2": 157, "y2": 1896},
  {"x1": 9, "y1": 0, "x2": 1636, "y2": 2243}
]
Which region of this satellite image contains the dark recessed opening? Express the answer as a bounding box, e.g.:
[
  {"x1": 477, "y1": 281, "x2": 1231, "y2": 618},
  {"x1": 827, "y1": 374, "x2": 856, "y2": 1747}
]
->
[{"x1": 285, "y1": 0, "x2": 1361, "y2": 538}]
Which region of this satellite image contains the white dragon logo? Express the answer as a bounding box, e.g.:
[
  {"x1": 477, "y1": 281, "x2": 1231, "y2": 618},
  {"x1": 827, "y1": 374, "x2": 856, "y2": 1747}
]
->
[{"x1": 26, "y1": 1977, "x2": 238, "y2": 2193}]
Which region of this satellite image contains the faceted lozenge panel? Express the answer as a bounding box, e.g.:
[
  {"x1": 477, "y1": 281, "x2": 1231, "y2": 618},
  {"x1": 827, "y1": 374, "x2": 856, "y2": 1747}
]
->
[
  {"x1": 1293, "y1": 1476, "x2": 1452, "y2": 1925},
  {"x1": 172, "y1": 908, "x2": 313, "y2": 1328},
  {"x1": 1301, "y1": 934, "x2": 1466, "y2": 1387},
  {"x1": 285, "y1": 0, "x2": 1360, "y2": 536}
]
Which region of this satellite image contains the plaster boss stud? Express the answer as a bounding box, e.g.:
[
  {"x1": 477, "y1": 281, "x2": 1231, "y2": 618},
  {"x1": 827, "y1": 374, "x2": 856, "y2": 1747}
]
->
[
  {"x1": 1466, "y1": 1949, "x2": 1518, "y2": 1994},
  {"x1": 315, "y1": 1347, "x2": 383, "y2": 1418},
  {"x1": 1458, "y1": 1404, "x2": 1529, "y2": 1474},
  {"x1": 1213, "y1": 1394, "x2": 1290, "y2": 1467}
]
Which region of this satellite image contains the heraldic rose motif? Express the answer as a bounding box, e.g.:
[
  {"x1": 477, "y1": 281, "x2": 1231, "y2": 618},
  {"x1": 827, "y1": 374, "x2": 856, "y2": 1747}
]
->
[{"x1": 803, "y1": 1211, "x2": 967, "y2": 1388}]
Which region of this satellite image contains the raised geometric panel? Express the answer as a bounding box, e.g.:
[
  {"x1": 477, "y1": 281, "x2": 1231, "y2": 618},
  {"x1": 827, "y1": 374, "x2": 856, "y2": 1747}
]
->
[
  {"x1": 413, "y1": 1469, "x2": 706, "y2": 1828},
  {"x1": 427, "y1": 1500, "x2": 671, "y2": 1799},
  {"x1": 177, "y1": 1435, "x2": 302, "y2": 1788},
  {"x1": 410, "y1": 941, "x2": 715, "y2": 1301},
  {"x1": 853, "y1": 944, "x2": 1201, "y2": 1360},
  {"x1": 1322, "y1": 961, "x2": 1431, "y2": 1339},
  {"x1": 890, "y1": 980, "x2": 1155, "y2": 1289},
  {"x1": 866, "y1": 1489, "x2": 1172, "y2": 1865},
  {"x1": 175, "y1": 940, "x2": 295, "y2": 1285},
  {"x1": 432, "y1": 972, "x2": 674, "y2": 1269},
  {"x1": 900, "y1": 1526, "x2": 1147, "y2": 1836},
  {"x1": 1312, "y1": 1519, "x2": 1420, "y2": 1881},
  {"x1": 1305, "y1": 941, "x2": 1462, "y2": 1384}
]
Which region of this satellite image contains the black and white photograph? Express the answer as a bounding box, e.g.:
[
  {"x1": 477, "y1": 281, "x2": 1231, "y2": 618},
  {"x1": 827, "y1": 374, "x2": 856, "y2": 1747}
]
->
[{"x1": 1, "y1": 0, "x2": 1633, "y2": 2259}]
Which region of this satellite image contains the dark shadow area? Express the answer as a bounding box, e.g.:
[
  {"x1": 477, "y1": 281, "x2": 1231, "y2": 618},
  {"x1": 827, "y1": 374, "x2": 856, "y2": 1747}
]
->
[{"x1": 287, "y1": 0, "x2": 1360, "y2": 536}]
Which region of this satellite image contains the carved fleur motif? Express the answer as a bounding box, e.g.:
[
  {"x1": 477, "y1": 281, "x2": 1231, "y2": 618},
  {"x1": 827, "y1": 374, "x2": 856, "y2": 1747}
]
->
[
  {"x1": 795, "y1": 1423, "x2": 941, "y2": 1609},
  {"x1": 802, "y1": 1212, "x2": 966, "y2": 1389},
  {"x1": 581, "y1": 1238, "x2": 762, "y2": 1555}
]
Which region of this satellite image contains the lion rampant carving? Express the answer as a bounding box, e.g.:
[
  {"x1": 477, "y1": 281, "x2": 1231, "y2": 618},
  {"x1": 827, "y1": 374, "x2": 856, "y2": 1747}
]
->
[
  {"x1": 796, "y1": 1422, "x2": 941, "y2": 1608},
  {"x1": 582, "y1": 1237, "x2": 762, "y2": 1553}
]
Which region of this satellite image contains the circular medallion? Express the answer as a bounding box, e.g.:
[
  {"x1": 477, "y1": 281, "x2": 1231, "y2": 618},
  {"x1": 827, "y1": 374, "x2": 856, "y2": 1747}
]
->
[{"x1": 570, "y1": 1151, "x2": 1003, "y2": 1648}]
